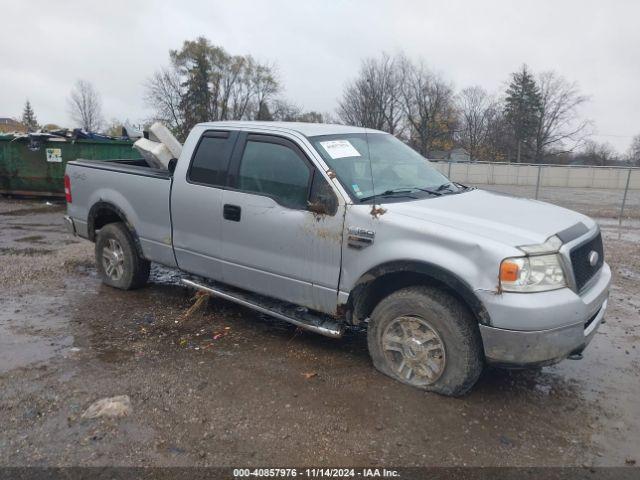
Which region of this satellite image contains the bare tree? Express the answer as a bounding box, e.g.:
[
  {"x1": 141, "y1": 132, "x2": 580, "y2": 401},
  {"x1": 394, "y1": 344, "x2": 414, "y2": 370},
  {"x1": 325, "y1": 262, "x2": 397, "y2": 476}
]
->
[
  {"x1": 338, "y1": 53, "x2": 402, "y2": 134},
  {"x1": 455, "y1": 86, "x2": 498, "y2": 160},
  {"x1": 144, "y1": 68, "x2": 185, "y2": 138},
  {"x1": 483, "y1": 108, "x2": 512, "y2": 162},
  {"x1": 271, "y1": 99, "x2": 324, "y2": 123},
  {"x1": 580, "y1": 140, "x2": 617, "y2": 166},
  {"x1": 251, "y1": 62, "x2": 280, "y2": 120},
  {"x1": 296, "y1": 111, "x2": 324, "y2": 123},
  {"x1": 68, "y1": 80, "x2": 104, "y2": 132},
  {"x1": 399, "y1": 57, "x2": 457, "y2": 156},
  {"x1": 532, "y1": 71, "x2": 591, "y2": 162},
  {"x1": 627, "y1": 134, "x2": 640, "y2": 166},
  {"x1": 227, "y1": 57, "x2": 256, "y2": 120},
  {"x1": 271, "y1": 99, "x2": 302, "y2": 121},
  {"x1": 212, "y1": 52, "x2": 243, "y2": 120}
]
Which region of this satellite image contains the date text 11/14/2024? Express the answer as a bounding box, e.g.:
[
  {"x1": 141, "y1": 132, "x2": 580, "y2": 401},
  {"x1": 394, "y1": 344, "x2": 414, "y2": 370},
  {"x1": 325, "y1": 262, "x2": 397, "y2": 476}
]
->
[{"x1": 233, "y1": 468, "x2": 400, "y2": 478}]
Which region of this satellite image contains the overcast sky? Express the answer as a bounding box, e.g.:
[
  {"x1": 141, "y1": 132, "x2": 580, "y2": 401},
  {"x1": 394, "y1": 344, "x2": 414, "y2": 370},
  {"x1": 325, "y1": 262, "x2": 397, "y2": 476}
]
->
[{"x1": 1, "y1": 0, "x2": 638, "y2": 152}]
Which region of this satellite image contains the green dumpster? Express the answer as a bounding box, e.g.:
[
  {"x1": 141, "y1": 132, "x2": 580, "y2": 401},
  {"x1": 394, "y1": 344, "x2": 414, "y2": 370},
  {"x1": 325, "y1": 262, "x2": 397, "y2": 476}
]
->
[{"x1": 0, "y1": 135, "x2": 142, "y2": 197}]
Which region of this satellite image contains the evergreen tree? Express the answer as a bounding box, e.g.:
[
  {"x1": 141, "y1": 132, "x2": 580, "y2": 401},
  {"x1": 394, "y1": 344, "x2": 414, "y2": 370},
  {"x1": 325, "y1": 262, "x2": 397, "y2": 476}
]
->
[
  {"x1": 145, "y1": 37, "x2": 281, "y2": 140},
  {"x1": 504, "y1": 65, "x2": 541, "y2": 162},
  {"x1": 170, "y1": 37, "x2": 213, "y2": 133},
  {"x1": 256, "y1": 101, "x2": 273, "y2": 121},
  {"x1": 21, "y1": 100, "x2": 39, "y2": 132}
]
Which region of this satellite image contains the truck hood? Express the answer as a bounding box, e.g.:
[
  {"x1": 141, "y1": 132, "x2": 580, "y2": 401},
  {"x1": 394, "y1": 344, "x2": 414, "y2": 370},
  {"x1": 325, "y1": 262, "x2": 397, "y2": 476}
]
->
[{"x1": 385, "y1": 189, "x2": 593, "y2": 247}]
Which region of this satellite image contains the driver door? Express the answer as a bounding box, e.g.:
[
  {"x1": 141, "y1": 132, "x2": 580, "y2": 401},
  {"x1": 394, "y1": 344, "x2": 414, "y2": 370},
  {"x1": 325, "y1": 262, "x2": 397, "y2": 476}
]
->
[{"x1": 219, "y1": 133, "x2": 344, "y2": 314}]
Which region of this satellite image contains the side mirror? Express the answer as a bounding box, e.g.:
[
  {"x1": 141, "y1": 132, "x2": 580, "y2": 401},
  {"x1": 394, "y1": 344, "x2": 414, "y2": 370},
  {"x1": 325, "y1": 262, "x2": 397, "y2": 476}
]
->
[
  {"x1": 308, "y1": 172, "x2": 338, "y2": 216},
  {"x1": 167, "y1": 158, "x2": 178, "y2": 175}
]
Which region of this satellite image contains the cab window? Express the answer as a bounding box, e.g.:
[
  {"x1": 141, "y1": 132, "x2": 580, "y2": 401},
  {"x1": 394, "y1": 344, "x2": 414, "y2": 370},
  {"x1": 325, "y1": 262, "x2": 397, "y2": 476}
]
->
[
  {"x1": 237, "y1": 139, "x2": 311, "y2": 209},
  {"x1": 188, "y1": 131, "x2": 234, "y2": 187}
]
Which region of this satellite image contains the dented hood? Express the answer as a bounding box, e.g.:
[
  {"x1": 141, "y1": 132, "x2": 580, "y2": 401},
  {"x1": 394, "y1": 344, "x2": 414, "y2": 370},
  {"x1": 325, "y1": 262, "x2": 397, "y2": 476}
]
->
[{"x1": 385, "y1": 189, "x2": 594, "y2": 247}]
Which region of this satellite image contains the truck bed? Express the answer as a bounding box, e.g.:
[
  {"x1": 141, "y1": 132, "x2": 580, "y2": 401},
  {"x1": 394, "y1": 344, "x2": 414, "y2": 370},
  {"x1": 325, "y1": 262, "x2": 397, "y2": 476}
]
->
[
  {"x1": 66, "y1": 158, "x2": 176, "y2": 268},
  {"x1": 69, "y1": 158, "x2": 171, "y2": 180}
]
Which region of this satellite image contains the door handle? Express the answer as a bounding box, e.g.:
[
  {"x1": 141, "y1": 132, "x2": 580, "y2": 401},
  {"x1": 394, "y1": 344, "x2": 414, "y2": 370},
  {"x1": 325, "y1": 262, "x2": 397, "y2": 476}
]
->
[{"x1": 223, "y1": 204, "x2": 241, "y2": 222}]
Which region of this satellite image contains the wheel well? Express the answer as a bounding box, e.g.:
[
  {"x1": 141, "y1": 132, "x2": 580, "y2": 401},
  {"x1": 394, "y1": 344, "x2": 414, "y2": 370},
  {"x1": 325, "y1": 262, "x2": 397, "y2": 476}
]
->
[
  {"x1": 87, "y1": 203, "x2": 127, "y2": 241},
  {"x1": 90, "y1": 211, "x2": 122, "y2": 240},
  {"x1": 347, "y1": 262, "x2": 490, "y2": 326},
  {"x1": 87, "y1": 202, "x2": 144, "y2": 258}
]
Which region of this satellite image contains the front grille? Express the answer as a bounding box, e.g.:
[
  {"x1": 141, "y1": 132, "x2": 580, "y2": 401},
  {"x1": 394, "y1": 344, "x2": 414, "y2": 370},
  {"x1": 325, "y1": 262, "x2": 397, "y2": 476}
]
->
[{"x1": 570, "y1": 232, "x2": 604, "y2": 291}]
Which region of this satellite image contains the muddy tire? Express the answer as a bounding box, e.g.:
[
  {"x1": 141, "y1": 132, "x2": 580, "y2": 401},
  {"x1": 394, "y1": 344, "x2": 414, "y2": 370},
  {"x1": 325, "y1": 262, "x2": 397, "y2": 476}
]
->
[
  {"x1": 367, "y1": 286, "x2": 483, "y2": 396},
  {"x1": 95, "y1": 222, "x2": 149, "y2": 290}
]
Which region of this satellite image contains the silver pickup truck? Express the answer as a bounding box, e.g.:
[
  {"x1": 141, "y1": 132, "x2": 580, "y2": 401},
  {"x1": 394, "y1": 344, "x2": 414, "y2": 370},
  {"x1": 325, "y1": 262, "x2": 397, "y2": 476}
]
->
[{"x1": 64, "y1": 121, "x2": 611, "y2": 396}]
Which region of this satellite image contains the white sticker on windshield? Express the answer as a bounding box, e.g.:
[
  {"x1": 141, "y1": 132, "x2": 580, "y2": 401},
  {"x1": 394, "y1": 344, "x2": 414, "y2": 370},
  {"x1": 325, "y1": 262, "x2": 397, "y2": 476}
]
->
[{"x1": 319, "y1": 140, "x2": 361, "y2": 159}]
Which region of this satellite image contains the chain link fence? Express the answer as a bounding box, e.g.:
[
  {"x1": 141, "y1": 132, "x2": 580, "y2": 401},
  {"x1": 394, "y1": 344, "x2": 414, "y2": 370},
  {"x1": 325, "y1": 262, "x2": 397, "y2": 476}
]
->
[{"x1": 433, "y1": 161, "x2": 640, "y2": 227}]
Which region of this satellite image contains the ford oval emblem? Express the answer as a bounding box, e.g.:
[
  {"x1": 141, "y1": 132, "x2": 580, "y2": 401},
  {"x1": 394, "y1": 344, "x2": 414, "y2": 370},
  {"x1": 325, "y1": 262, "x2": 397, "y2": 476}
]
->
[{"x1": 588, "y1": 250, "x2": 599, "y2": 267}]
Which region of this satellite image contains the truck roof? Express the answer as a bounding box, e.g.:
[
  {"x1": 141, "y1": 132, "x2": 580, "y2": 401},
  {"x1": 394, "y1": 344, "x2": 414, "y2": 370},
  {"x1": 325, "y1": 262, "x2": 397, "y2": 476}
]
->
[{"x1": 195, "y1": 121, "x2": 385, "y2": 138}]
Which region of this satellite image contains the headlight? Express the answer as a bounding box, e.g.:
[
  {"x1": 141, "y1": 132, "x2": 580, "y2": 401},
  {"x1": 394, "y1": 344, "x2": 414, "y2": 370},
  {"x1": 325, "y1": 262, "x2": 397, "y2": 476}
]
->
[{"x1": 500, "y1": 253, "x2": 567, "y2": 292}]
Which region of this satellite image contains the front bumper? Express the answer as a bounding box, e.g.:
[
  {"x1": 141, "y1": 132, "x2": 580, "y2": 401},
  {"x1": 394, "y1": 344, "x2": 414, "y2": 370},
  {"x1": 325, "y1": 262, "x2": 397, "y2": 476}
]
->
[
  {"x1": 477, "y1": 262, "x2": 611, "y2": 367},
  {"x1": 480, "y1": 298, "x2": 607, "y2": 366}
]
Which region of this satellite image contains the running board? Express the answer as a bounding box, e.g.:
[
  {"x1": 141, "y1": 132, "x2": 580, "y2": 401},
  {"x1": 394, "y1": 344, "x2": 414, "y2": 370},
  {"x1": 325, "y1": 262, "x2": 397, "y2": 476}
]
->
[{"x1": 182, "y1": 278, "x2": 345, "y2": 339}]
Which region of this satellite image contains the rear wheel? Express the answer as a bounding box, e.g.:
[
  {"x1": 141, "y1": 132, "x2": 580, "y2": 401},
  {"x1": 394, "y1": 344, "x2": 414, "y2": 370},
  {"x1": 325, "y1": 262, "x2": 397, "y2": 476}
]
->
[
  {"x1": 95, "y1": 222, "x2": 149, "y2": 290},
  {"x1": 367, "y1": 286, "x2": 483, "y2": 396}
]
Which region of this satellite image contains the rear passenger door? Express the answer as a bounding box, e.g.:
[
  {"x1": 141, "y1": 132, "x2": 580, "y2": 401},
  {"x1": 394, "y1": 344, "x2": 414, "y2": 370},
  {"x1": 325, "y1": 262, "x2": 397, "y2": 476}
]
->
[
  {"x1": 220, "y1": 133, "x2": 344, "y2": 314},
  {"x1": 171, "y1": 130, "x2": 238, "y2": 280}
]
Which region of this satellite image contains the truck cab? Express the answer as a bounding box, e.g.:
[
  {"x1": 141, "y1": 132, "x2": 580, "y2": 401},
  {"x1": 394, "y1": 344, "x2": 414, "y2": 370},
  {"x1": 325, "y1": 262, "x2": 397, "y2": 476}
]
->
[{"x1": 64, "y1": 121, "x2": 611, "y2": 396}]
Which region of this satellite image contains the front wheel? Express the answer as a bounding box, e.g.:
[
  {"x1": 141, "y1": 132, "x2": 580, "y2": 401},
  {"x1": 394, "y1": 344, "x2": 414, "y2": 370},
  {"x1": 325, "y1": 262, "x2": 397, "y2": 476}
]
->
[
  {"x1": 367, "y1": 286, "x2": 483, "y2": 396},
  {"x1": 95, "y1": 222, "x2": 150, "y2": 290}
]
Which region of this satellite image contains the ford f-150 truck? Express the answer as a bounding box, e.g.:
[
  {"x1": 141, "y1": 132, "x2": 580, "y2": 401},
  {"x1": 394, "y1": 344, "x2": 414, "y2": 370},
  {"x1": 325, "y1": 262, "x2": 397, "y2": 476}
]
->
[{"x1": 64, "y1": 121, "x2": 611, "y2": 396}]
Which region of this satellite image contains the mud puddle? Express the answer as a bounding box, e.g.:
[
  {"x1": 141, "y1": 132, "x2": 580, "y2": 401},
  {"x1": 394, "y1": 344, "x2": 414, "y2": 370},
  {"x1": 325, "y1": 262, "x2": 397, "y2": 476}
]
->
[
  {"x1": 0, "y1": 223, "x2": 71, "y2": 254},
  {"x1": 150, "y1": 263, "x2": 185, "y2": 286},
  {"x1": 0, "y1": 294, "x2": 74, "y2": 373}
]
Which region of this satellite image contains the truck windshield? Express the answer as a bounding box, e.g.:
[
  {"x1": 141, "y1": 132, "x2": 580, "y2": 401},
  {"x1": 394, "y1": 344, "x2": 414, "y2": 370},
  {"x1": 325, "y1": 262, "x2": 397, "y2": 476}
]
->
[{"x1": 308, "y1": 132, "x2": 457, "y2": 202}]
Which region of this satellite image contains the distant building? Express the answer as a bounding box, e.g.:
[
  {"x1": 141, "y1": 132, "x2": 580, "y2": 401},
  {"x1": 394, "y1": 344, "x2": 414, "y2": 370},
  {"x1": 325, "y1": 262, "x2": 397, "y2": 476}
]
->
[
  {"x1": 427, "y1": 147, "x2": 471, "y2": 162},
  {"x1": 0, "y1": 117, "x2": 27, "y2": 134},
  {"x1": 449, "y1": 148, "x2": 471, "y2": 162},
  {"x1": 428, "y1": 150, "x2": 449, "y2": 160}
]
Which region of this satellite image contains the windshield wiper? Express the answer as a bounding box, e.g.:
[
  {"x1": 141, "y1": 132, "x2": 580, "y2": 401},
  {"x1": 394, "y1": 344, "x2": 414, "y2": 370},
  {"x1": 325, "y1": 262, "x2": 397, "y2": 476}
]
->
[
  {"x1": 454, "y1": 181, "x2": 474, "y2": 191},
  {"x1": 411, "y1": 186, "x2": 443, "y2": 196},
  {"x1": 434, "y1": 182, "x2": 474, "y2": 194},
  {"x1": 436, "y1": 182, "x2": 456, "y2": 192},
  {"x1": 358, "y1": 189, "x2": 418, "y2": 203},
  {"x1": 358, "y1": 187, "x2": 444, "y2": 202}
]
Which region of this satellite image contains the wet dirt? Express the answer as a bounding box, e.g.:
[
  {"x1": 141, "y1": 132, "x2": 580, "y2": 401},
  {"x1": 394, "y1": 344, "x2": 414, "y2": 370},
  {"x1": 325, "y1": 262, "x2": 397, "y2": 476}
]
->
[
  {"x1": 15, "y1": 235, "x2": 47, "y2": 243},
  {"x1": 0, "y1": 294, "x2": 74, "y2": 374},
  {"x1": 0, "y1": 197, "x2": 638, "y2": 467}
]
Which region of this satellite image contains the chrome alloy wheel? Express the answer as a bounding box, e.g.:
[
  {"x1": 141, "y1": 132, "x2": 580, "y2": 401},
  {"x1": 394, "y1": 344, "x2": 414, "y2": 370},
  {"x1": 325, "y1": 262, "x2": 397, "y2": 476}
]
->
[
  {"x1": 102, "y1": 238, "x2": 125, "y2": 281},
  {"x1": 381, "y1": 315, "x2": 446, "y2": 386}
]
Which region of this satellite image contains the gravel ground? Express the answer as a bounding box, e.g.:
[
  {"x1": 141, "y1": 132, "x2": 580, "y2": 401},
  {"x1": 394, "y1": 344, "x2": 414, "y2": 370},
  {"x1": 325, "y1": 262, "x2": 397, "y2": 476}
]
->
[{"x1": 0, "y1": 193, "x2": 638, "y2": 468}]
